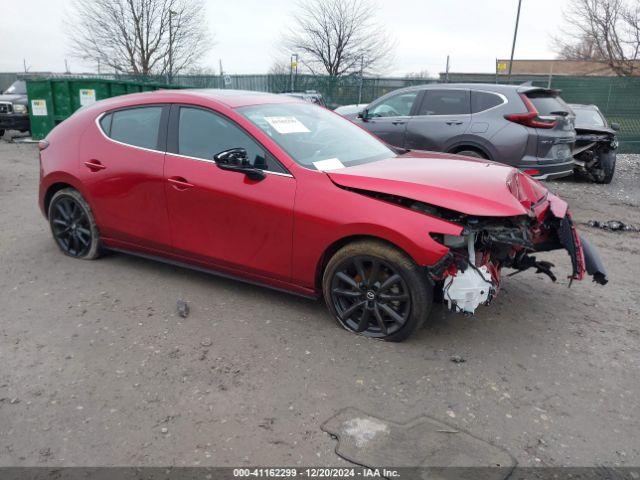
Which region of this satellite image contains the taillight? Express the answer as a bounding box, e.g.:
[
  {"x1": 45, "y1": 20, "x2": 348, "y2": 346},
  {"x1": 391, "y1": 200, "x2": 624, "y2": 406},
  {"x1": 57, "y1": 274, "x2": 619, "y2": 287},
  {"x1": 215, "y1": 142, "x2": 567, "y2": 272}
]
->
[
  {"x1": 38, "y1": 140, "x2": 50, "y2": 151},
  {"x1": 523, "y1": 168, "x2": 541, "y2": 176},
  {"x1": 504, "y1": 94, "x2": 557, "y2": 129}
]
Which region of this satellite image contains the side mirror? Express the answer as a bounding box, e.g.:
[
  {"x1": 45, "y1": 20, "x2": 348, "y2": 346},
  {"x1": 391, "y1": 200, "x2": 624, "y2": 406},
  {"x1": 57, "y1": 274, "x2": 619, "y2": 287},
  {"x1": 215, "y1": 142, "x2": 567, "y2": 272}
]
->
[
  {"x1": 358, "y1": 108, "x2": 369, "y2": 121},
  {"x1": 213, "y1": 148, "x2": 266, "y2": 181},
  {"x1": 610, "y1": 122, "x2": 620, "y2": 131}
]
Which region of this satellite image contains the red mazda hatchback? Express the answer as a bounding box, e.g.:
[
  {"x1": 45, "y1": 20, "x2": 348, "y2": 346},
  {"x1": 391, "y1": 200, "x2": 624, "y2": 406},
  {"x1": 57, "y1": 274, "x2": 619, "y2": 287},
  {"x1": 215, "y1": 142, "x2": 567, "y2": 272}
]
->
[{"x1": 39, "y1": 89, "x2": 606, "y2": 341}]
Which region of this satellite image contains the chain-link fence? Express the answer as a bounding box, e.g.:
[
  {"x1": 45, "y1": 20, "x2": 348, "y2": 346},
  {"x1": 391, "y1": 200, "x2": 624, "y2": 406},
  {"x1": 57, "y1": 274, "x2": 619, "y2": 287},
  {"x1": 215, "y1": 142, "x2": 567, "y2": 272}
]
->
[{"x1": 5, "y1": 70, "x2": 640, "y2": 152}]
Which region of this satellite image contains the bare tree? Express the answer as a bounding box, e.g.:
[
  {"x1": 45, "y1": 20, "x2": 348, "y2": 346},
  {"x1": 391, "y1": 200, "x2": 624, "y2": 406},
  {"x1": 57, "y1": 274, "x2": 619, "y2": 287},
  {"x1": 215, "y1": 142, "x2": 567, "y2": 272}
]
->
[
  {"x1": 283, "y1": 0, "x2": 395, "y2": 77},
  {"x1": 554, "y1": 0, "x2": 640, "y2": 75},
  {"x1": 66, "y1": 0, "x2": 212, "y2": 76},
  {"x1": 405, "y1": 70, "x2": 431, "y2": 79}
]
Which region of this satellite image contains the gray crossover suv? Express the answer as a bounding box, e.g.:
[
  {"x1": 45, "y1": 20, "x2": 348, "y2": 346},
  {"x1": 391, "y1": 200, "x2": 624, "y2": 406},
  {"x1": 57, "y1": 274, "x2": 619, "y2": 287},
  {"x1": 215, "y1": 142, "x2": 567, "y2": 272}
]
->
[{"x1": 351, "y1": 83, "x2": 576, "y2": 180}]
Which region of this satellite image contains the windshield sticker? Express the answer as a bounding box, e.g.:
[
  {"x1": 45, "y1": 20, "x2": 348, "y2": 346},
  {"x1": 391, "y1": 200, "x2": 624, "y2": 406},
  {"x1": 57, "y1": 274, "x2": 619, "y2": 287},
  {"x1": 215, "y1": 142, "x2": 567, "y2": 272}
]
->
[
  {"x1": 313, "y1": 158, "x2": 345, "y2": 171},
  {"x1": 265, "y1": 116, "x2": 310, "y2": 134}
]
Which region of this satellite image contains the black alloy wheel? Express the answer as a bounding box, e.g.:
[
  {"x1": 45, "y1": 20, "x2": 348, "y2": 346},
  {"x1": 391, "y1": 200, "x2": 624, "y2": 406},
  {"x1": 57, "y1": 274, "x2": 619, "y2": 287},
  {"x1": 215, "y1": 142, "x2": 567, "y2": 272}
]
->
[
  {"x1": 48, "y1": 188, "x2": 101, "y2": 259},
  {"x1": 330, "y1": 256, "x2": 411, "y2": 338}
]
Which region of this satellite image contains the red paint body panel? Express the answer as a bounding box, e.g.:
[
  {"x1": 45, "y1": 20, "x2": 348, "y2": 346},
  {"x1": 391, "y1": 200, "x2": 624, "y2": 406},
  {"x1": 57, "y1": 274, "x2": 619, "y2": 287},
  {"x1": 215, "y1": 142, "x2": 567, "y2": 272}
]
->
[{"x1": 38, "y1": 89, "x2": 592, "y2": 296}]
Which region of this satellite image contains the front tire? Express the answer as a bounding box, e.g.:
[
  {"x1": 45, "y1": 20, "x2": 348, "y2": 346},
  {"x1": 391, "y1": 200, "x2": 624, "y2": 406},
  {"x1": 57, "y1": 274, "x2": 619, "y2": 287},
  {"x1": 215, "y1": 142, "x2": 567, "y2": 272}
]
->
[
  {"x1": 455, "y1": 149, "x2": 486, "y2": 159},
  {"x1": 322, "y1": 240, "x2": 433, "y2": 342},
  {"x1": 48, "y1": 188, "x2": 101, "y2": 259},
  {"x1": 593, "y1": 150, "x2": 616, "y2": 184}
]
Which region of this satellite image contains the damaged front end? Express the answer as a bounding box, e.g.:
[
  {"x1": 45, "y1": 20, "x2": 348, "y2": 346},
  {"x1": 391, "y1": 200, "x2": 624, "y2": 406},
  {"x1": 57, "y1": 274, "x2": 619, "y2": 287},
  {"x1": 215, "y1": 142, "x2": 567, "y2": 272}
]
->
[{"x1": 425, "y1": 184, "x2": 608, "y2": 315}]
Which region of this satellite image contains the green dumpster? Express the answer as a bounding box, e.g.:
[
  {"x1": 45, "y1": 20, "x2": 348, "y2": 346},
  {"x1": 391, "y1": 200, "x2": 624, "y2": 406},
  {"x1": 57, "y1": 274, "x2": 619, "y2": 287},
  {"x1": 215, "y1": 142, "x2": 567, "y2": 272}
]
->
[{"x1": 26, "y1": 77, "x2": 182, "y2": 140}]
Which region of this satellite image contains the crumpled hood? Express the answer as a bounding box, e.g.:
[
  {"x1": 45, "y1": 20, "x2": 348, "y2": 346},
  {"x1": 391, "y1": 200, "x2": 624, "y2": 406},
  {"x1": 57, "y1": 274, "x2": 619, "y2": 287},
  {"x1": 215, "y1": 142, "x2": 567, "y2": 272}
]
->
[{"x1": 327, "y1": 152, "x2": 549, "y2": 217}]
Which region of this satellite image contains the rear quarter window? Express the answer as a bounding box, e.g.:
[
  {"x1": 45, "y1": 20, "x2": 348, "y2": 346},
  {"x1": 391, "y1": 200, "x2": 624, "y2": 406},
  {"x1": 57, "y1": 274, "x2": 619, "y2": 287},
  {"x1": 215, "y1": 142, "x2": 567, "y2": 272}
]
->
[
  {"x1": 106, "y1": 106, "x2": 163, "y2": 150},
  {"x1": 471, "y1": 91, "x2": 504, "y2": 113}
]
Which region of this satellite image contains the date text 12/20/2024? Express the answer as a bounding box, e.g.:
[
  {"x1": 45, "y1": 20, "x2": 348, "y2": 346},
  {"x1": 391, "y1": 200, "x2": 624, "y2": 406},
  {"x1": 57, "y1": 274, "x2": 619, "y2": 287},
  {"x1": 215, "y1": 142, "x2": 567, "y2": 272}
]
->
[{"x1": 233, "y1": 468, "x2": 400, "y2": 477}]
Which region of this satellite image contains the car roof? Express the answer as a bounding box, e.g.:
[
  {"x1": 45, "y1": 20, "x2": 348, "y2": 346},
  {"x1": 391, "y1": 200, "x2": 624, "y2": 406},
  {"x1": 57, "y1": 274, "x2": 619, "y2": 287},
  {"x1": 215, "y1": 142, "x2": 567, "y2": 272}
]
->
[
  {"x1": 94, "y1": 88, "x2": 305, "y2": 110},
  {"x1": 387, "y1": 82, "x2": 555, "y2": 95}
]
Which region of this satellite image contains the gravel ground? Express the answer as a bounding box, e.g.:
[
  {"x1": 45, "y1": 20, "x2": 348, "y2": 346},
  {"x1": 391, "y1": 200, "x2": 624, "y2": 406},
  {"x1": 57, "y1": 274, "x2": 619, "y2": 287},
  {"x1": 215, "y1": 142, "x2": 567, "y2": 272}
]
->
[{"x1": 0, "y1": 139, "x2": 638, "y2": 468}]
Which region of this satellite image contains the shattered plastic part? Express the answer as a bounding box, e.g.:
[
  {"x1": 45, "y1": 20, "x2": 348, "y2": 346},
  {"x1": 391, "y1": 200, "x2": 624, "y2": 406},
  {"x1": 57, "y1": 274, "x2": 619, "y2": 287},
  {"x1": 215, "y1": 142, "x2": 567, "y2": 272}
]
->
[
  {"x1": 579, "y1": 235, "x2": 608, "y2": 285},
  {"x1": 443, "y1": 266, "x2": 493, "y2": 314},
  {"x1": 557, "y1": 213, "x2": 586, "y2": 281}
]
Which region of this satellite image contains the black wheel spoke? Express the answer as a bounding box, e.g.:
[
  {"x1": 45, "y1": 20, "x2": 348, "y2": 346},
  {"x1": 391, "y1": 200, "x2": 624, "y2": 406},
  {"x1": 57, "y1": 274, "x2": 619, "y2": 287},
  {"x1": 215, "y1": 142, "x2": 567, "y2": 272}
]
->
[
  {"x1": 379, "y1": 303, "x2": 406, "y2": 326},
  {"x1": 354, "y1": 258, "x2": 367, "y2": 283},
  {"x1": 332, "y1": 288, "x2": 362, "y2": 299},
  {"x1": 379, "y1": 293, "x2": 409, "y2": 302},
  {"x1": 56, "y1": 203, "x2": 71, "y2": 221},
  {"x1": 378, "y1": 274, "x2": 401, "y2": 293},
  {"x1": 340, "y1": 300, "x2": 366, "y2": 320},
  {"x1": 356, "y1": 307, "x2": 371, "y2": 332},
  {"x1": 373, "y1": 305, "x2": 387, "y2": 335},
  {"x1": 367, "y1": 259, "x2": 380, "y2": 287},
  {"x1": 336, "y1": 272, "x2": 359, "y2": 290}
]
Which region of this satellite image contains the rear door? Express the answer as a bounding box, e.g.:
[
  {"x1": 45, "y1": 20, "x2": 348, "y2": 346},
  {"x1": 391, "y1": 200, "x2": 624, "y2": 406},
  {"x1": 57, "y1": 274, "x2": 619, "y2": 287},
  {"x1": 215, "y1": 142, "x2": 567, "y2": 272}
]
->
[
  {"x1": 405, "y1": 89, "x2": 471, "y2": 151},
  {"x1": 84, "y1": 105, "x2": 172, "y2": 250},
  {"x1": 356, "y1": 91, "x2": 420, "y2": 147}
]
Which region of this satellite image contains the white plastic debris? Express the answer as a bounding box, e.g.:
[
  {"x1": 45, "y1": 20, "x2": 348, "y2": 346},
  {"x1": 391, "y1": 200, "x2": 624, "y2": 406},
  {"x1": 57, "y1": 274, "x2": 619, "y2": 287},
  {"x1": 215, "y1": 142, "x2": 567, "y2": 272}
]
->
[{"x1": 443, "y1": 266, "x2": 492, "y2": 314}]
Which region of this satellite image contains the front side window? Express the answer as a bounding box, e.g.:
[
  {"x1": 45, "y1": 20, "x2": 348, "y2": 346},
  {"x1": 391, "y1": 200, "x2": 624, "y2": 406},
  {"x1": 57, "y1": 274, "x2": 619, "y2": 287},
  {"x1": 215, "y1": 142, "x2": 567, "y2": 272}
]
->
[
  {"x1": 418, "y1": 89, "x2": 470, "y2": 115},
  {"x1": 177, "y1": 107, "x2": 286, "y2": 173},
  {"x1": 239, "y1": 103, "x2": 395, "y2": 170},
  {"x1": 107, "y1": 106, "x2": 163, "y2": 150},
  {"x1": 368, "y1": 92, "x2": 418, "y2": 118}
]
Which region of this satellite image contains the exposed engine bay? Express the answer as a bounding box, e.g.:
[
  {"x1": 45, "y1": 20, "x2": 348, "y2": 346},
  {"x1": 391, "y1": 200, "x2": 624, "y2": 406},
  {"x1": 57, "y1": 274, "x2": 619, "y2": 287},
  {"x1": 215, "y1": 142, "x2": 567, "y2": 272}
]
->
[
  {"x1": 424, "y1": 205, "x2": 608, "y2": 314},
  {"x1": 332, "y1": 164, "x2": 608, "y2": 317}
]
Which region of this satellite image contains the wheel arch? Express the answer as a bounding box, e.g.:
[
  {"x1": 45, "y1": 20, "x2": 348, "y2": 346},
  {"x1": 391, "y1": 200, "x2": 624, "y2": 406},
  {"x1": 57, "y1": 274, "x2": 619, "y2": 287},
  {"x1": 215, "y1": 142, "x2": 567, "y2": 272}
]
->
[
  {"x1": 447, "y1": 138, "x2": 495, "y2": 160},
  {"x1": 44, "y1": 182, "x2": 76, "y2": 216}
]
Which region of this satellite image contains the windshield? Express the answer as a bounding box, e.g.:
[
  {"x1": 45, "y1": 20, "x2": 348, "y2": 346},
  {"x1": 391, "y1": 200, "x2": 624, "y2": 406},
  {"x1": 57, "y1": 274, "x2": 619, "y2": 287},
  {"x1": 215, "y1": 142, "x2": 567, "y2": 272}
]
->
[
  {"x1": 4, "y1": 80, "x2": 27, "y2": 95},
  {"x1": 238, "y1": 103, "x2": 394, "y2": 170},
  {"x1": 573, "y1": 108, "x2": 607, "y2": 128}
]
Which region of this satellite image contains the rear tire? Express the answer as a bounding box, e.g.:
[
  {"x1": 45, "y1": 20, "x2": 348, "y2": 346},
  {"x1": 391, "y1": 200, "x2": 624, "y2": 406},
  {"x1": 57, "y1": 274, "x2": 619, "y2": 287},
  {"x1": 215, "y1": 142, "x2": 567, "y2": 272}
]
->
[
  {"x1": 455, "y1": 149, "x2": 486, "y2": 159},
  {"x1": 48, "y1": 188, "x2": 102, "y2": 260},
  {"x1": 322, "y1": 240, "x2": 432, "y2": 342},
  {"x1": 0, "y1": 129, "x2": 5, "y2": 138},
  {"x1": 593, "y1": 150, "x2": 616, "y2": 184}
]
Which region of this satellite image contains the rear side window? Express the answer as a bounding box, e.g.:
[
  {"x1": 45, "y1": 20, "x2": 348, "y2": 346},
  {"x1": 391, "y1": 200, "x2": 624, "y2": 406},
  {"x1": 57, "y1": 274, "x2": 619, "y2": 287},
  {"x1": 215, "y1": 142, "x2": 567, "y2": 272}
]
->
[
  {"x1": 417, "y1": 90, "x2": 470, "y2": 115},
  {"x1": 178, "y1": 107, "x2": 287, "y2": 173},
  {"x1": 526, "y1": 93, "x2": 569, "y2": 115},
  {"x1": 99, "y1": 113, "x2": 112, "y2": 134},
  {"x1": 108, "y1": 106, "x2": 163, "y2": 150},
  {"x1": 471, "y1": 91, "x2": 504, "y2": 113}
]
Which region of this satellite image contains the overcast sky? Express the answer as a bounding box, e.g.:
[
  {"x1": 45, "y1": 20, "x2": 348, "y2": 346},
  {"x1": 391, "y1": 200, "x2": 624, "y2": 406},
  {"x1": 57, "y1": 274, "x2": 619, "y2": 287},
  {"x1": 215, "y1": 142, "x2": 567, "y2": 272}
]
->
[{"x1": 1, "y1": 0, "x2": 571, "y2": 76}]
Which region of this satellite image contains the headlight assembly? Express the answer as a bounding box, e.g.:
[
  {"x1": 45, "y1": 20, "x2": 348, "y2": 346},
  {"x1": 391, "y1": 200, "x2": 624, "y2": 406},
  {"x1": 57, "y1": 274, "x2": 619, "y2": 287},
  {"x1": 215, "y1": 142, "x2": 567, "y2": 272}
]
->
[{"x1": 13, "y1": 104, "x2": 28, "y2": 114}]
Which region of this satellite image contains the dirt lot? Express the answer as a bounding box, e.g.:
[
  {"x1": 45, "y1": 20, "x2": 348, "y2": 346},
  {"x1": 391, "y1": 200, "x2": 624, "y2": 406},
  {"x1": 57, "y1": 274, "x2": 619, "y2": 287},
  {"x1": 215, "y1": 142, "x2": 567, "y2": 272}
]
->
[{"x1": 0, "y1": 138, "x2": 639, "y2": 468}]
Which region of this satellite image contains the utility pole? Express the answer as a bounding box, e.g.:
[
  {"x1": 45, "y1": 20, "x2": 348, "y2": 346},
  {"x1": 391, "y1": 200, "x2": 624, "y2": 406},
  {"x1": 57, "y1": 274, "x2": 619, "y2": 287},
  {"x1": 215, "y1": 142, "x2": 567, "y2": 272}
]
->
[
  {"x1": 23, "y1": 59, "x2": 28, "y2": 73},
  {"x1": 168, "y1": 9, "x2": 177, "y2": 83},
  {"x1": 219, "y1": 59, "x2": 224, "y2": 88},
  {"x1": 65, "y1": 59, "x2": 70, "y2": 74},
  {"x1": 358, "y1": 55, "x2": 364, "y2": 104},
  {"x1": 507, "y1": 0, "x2": 523, "y2": 82},
  {"x1": 445, "y1": 55, "x2": 450, "y2": 83},
  {"x1": 290, "y1": 54, "x2": 298, "y2": 92}
]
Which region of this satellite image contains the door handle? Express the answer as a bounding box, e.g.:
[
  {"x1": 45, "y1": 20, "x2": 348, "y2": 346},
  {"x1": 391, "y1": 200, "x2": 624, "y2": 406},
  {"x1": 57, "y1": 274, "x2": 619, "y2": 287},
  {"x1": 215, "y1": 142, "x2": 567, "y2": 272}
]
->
[
  {"x1": 446, "y1": 120, "x2": 464, "y2": 126},
  {"x1": 392, "y1": 120, "x2": 407, "y2": 125},
  {"x1": 168, "y1": 176, "x2": 194, "y2": 190},
  {"x1": 84, "y1": 159, "x2": 106, "y2": 171}
]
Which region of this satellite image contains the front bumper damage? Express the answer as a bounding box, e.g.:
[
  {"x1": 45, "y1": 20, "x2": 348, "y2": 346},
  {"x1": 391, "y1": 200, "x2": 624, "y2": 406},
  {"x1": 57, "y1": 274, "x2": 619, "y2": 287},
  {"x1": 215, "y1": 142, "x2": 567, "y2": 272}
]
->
[{"x1": 428, "y1": 195, "x2": 607, "y2": 315}]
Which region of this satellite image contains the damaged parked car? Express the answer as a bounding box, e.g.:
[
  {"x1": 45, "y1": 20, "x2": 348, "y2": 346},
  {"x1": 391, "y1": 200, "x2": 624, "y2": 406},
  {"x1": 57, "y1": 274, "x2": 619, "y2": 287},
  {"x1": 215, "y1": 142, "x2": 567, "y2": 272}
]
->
[
  {"x1": 569, "y1": 103, "x2": 619, "y2": 184},
  {"x1": 38, "y1": 90, "x2": 606, "y2": 341}
]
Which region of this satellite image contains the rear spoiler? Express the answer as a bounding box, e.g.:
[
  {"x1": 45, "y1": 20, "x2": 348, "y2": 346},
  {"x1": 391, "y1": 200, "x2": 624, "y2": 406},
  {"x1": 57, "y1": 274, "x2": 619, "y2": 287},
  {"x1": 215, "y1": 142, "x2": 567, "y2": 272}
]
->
[{"x1": 517, "y1": 83, "x2": 562, "y2": 96}]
